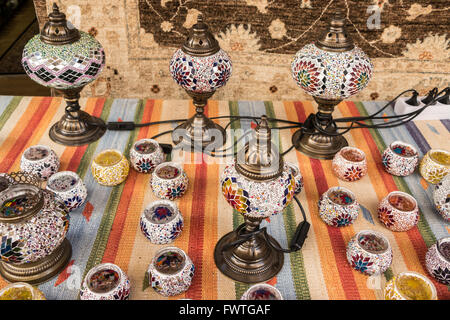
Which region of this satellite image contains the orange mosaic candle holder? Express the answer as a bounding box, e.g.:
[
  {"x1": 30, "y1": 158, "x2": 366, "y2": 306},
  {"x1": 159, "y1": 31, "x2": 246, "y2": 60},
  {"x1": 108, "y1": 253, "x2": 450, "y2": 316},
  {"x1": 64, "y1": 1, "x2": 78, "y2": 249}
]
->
[
  {"x1": 91, "y1": 149, "x2": 129, "y2": 186},
  {"x1": 377, "y1": 191, "x2": 419, "y2": 232}
]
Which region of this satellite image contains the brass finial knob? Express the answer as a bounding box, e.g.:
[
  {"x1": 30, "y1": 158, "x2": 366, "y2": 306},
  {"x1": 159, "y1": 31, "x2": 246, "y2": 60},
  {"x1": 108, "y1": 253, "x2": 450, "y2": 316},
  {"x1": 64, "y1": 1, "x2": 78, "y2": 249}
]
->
[
  {"x1": 315, "y1": 10, "x2": 354, "y2": 52},
  {"x1": 235, "y1": 115, "x2": 283, "y2": 181},
  {"x1": 181, "y1": 15, "x2": 220, "y2": 56},
  {"x1": 40, "y1": 3, "x2": 81, "y2": 45}
]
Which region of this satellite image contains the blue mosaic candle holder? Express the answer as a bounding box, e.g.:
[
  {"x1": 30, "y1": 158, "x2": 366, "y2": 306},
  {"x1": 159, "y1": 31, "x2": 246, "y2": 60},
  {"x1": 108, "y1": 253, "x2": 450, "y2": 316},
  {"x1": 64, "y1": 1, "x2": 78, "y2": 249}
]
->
[{"x1": 21, "y1": 3, "x2": 106, "y2": 146}]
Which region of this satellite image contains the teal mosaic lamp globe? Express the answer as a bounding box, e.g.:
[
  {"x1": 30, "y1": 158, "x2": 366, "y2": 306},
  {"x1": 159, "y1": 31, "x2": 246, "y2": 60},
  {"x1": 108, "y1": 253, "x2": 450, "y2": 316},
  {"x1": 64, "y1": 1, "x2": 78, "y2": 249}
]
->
[{"x1": 21, "y1": 3, "x2": 106, "y2": 146}]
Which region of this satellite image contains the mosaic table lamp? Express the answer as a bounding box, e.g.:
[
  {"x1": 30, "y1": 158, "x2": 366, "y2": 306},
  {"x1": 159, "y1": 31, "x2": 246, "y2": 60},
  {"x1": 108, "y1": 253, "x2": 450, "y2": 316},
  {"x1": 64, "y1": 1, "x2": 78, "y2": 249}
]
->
[
  {"x1": 22, "y1": 3, "x2": 106, "y2": 146},
  {"x1": 214, "y1": 116, "x2": 295, "y2": 283},
  {"x1": 291, "y1": 11, "x2": 373, "y2": 159},
  {"x1": 170, "y1": 15, "x2": 232, "y2": 150}
]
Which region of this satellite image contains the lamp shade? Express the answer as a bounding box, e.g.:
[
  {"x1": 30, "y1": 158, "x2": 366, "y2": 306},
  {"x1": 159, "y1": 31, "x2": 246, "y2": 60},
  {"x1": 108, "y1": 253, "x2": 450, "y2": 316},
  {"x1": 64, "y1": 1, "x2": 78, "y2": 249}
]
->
[
  {"x1": 291, "y1": 43, "x2": 373, "y2": 100},
  {"x1": 22, "y1": 31, "x2": 105, "y2": 90}
]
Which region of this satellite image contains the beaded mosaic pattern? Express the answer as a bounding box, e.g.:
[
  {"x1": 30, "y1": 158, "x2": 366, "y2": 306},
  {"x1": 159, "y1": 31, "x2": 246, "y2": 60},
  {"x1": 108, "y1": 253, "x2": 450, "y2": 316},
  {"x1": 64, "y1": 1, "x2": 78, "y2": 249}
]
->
[
  {"x1": 221, "y1": 162, "x2": 295, "y2": 219},
  {"x1": 332, "y1": 147, "x2": 367, "y2": 182},
  {"x1": 433, "y1": 175, "x2": 450, "y2": 221},
  {"x1": 22, "y1": 31, "x2": 105, "y2": 90},
  {"x1": 0, "y1": 190, "x2": 69, "y2": 264},
  {"x1": 46, "y1": 171, "x2": 87, "y2": 212},
  {"x1": 20, "y1": 146, "x2": 60, "y2": 181},
  {"x1": 147, "y1": 248, "x2": 195, "y2": 297},
  {"x1": 91, "y1": 151, "x2": 129, "y2": 186},
  {"x1": 382, "y1": 142, "x2": 419, "y2": 177},
  {"x1": 377, "y1": 192, "x2": 419, "y2": 232},
  {"x1": 80, "y1": 263, "x2": 130, "y2": 300},
  {"x1": 346, "y1": 231, "x2": 392, "y2": 275},
  {"x1": 291, "y1": 44, "x2": 373, "y2": 100},
  {"x1": 425, "y1": 239, "x2": 450, "y2": 285},
  {"x1": 420, "y1": 150, "x2": 450, "y2": 184},
  {"x1": 318, "y1": 187, "x2": 360, "y2": 227},
  {"x1": 140, "y1": 200, "x2": 184, "y2": 244},
  {"x1": 130, "y1": 139, "x2": 165, "y2": 174},
  {"x1": 170, "y1": 49, "x2": 232, "y2": 93},
  {"x1": 151, "y1": 163, "x2": 188, "y2": 200}
]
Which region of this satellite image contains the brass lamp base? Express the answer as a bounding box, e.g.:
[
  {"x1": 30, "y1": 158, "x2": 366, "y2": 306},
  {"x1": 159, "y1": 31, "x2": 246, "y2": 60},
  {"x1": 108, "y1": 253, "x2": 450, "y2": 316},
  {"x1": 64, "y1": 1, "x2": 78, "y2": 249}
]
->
[
  {"x1": 0, "y1": 239, "x2": 72, "y2": 285},
  {"x1": 172, "y1": 91, "x2": 226, "y2": 151},
  {"x1": 292, "y1": 129, "x2": 348, "y2": 160},
  {"x1": 49, "y1": 87, "x2": 106, "y2": 146},
  {"x1": 49, "y1": 111, "x2": 106, "y2": 146},
  {"x1": 214, "y1": 218, "x2": 284, "y2": 284},
  {"x1": 292, "y1": 97, "x2": 348, "y2": 159}
]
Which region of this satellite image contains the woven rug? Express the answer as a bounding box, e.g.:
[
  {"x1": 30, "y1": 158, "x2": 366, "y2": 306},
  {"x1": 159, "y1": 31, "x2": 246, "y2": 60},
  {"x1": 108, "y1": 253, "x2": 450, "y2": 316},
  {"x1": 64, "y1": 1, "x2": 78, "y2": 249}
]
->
[{"x1": 0, "y1": 95, "x2": 448, "y2": 300}]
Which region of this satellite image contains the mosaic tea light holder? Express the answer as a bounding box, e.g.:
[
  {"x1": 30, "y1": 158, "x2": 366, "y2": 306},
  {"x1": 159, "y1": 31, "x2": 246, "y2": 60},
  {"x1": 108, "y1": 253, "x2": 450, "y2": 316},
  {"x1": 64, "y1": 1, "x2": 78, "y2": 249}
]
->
[
  {"x1": 285, "y1": 161, "x2": 304, "y2": 194},
  {"x1": 381, "y1": 141, "x2": 419, "y2": 176},
  {"x1": 21, "y1": 3, "x2": 106, "y2": 146},
  {"x1": 0, "y1": 282, "x2": 46, "y2": 300},
  {"x1": 169, "y1": 15, "x2": 232, "y2": 151},
  {"x1": 130, "y1": 138, "x2": 165, "y2": 174},
  {"x1": 20, "y1": 144, "x2": 60, "y2": 181},
  {"x1": 384, "y1": 271, "x2": 437, "y2": 300},
  {"x1": 290, "y1": 11, "x2": 373, "y2": 159},
  {"x1": 318, "y1": 186, "x2": 360, "y2": 227},
  {"x1": 214, "y1": 116, "x2": 295, "y2": 283},
  {"x1": 419, "y1": 149, "x2": 450, "y2": 184},
  {"x1": 147, "y1": 246, "x2": 195, "y2": 297},
  {"x1": 332, "y1": 146, "x2": 368, "y2": 182},
  {"x1": 79, "y1": 263, "x2": 130, "y2": 300},
  {"x1": 240, "y1": 283, "x2": 283, "y2": 300},
  {"x1": 0, "y1": 172, "x2": 71, "y2": 284},
  {"x1": 140, "y1": 200, "x2": 184, "y2": 244},
  {"x1": 346, "y1": 230, "x2": 393, "y2": 275},
  {"x1": 433, "y1": 174, "x2": 450, "y2": 221},
  {"x1": 425, "y1": 237, "x2": 450, "y2": 285},
  {"x1": 377, "y1": 191, "x2": 419, "y2": 232},
  {"x1": 46, "y1": 170, "x2": 87, "y2": 212},
  {"x1": 151, "y1": 162, "x2": 189, "y2": 200},
  {"x1": 91, "y1": 149, "x2": 129, "y2": 186}
]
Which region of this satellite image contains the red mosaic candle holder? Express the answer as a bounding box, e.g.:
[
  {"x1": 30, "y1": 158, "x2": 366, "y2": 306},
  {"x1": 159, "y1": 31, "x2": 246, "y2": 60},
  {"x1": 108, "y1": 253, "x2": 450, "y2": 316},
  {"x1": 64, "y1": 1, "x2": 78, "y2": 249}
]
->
[
  {"x1": 377, "y1": 191, "x2": 419, "y2": 232},
  {"x1": 332, "y1": 146, "x2": 368, "y2": 182}
]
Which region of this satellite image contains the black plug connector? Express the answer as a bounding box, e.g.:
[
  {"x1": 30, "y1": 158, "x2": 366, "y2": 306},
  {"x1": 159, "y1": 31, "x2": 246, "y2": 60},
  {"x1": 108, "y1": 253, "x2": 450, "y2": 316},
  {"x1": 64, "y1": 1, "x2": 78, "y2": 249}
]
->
[
  {"x1": 436, "y1": 88, "x2": 450, "y2": 105},
  {"x1": 160, "y1": 143, "x2": 173, "y2": 154},
  {"x1": 290, "y1": 220, "x2": 310, "y2": 252},
  {"x1": 107, "y1": 121, "x2": 136, "y2": 130},
  {"x1": 404, "y1": 91, "x2": 420, "y2": 106},
  {"x1": 421, "y1": 88, "x2": 438, "y2": 106}
]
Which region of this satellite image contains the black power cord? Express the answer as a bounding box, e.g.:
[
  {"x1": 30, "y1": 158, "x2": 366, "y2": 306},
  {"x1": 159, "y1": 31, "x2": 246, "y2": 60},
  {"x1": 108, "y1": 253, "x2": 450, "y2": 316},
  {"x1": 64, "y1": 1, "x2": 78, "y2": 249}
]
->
[{"x1": 221, "y1": 195, "x2": 310, "y2": 254}]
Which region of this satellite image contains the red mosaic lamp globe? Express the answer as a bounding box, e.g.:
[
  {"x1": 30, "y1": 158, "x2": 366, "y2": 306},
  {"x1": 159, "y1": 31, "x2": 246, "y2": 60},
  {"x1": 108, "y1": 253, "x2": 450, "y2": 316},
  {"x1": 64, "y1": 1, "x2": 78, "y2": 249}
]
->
[
  {"x1": 290, "y1": 11, "x2": 373, "y2": 159},
  {"x1": 169, "y1": 15, "x2": 232, "y2": 151},
  {"x1": 21, "y1": 3, "x2": 106, "y2": 146}
]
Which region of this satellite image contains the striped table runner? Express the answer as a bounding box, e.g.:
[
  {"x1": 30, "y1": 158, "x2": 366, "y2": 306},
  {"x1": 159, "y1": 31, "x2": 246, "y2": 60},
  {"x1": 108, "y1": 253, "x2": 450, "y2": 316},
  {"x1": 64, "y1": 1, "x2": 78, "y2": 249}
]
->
[{"x1": 0, "y1": 96, "x2": 448, "y2": 300}]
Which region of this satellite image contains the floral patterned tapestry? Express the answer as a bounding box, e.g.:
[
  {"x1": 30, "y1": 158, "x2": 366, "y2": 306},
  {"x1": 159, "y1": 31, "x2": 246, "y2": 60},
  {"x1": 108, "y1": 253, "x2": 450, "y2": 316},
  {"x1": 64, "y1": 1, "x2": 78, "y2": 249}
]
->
[{"x1": 33, "y1": 0, "x2": 449, "y2": 101}]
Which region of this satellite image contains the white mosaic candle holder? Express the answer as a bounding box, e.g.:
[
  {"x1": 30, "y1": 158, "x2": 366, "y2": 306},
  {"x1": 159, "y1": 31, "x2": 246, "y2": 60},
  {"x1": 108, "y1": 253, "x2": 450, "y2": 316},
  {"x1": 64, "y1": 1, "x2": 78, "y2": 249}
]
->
[
  {"x1": 79, "y1": 263, "x2": 130, "y2": 300},
  {"x1": 377, "y1": 191, "x2": 419, "y2": 232},
  {"x1": 425, "y1": 237, "x2": 450, "y2": 285},
  {"x1": 332, "y1": 146, "x2": 368, "y2": 182},
  {"x1": 151, "y1": 162, "x2": 188, "y2": 200},
  {"x1": 140, "y1": 200, "x2": 184, "y2": 244},
  {"x1": 20, "y1": 145, "x2": 60, "y2": 181},
  {"x1": 346, "y1": 230, "x2": 393, "y2": 275},
  {"x1": 130, "y1": 139, "x2": 165, "y2": 174},
  {"x1": 433, "y1": 174, "x2": 450, "y2": 221},
  {"x1": 285, "y1": 161, "x2": 304, "y2": 194},
  {"x1": 147, "y1": 247, "x2": 195, "y2": 297},
  {"x1": 381, "y1": 141, "x2": 419, "y2": 176},
  {"x1": 318, "y1": 186, "x2": 360, "y2": 227},
  {"x1": 46, "y1": 171, "x2": 87, "y2": 212},
  {"x1": 240, "y1": 283, "x2": 283, "y2": 300}
]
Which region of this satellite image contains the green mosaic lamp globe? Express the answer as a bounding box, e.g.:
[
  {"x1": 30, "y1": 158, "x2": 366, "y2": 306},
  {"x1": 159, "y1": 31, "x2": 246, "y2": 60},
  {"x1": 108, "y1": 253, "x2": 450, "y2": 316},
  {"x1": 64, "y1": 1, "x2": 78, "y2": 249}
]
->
[{"x1": 21, "y1": 3, "x2": 106, "y2": 146}]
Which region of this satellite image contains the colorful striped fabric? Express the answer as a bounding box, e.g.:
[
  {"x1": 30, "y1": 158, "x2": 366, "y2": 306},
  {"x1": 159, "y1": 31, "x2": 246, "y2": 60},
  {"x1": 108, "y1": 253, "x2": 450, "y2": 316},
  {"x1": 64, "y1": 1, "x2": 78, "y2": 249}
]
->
[{"x1": 0, "y1": 96, "x2": 448, "y2": 300}]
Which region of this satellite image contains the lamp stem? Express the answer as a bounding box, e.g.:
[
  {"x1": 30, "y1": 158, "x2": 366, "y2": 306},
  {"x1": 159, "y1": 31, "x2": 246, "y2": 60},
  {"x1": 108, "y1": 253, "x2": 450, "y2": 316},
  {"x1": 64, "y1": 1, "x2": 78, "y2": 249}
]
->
[{"x1": 59, "y1": 87, "x2": 83, "y2": 120}]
